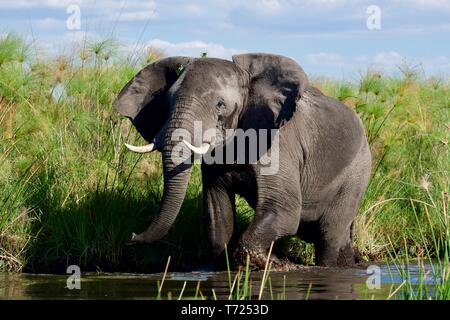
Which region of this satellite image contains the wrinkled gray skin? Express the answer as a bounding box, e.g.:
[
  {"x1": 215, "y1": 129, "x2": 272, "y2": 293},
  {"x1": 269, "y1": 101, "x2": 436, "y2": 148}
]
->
[{"x1": 114, "y1": 54, "x2": 371, "y2": 269}]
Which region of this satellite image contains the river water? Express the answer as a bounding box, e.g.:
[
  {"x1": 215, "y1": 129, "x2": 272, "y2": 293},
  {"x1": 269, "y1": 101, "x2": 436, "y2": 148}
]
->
[{"x1": 0, "y1": 263, "x2": 437, "y2": 300}]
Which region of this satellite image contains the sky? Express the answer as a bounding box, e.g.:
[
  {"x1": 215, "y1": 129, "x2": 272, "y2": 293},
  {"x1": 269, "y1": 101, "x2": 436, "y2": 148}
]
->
[{"x1": 0, "y1": 0, "x2": 449, "y2": 78}]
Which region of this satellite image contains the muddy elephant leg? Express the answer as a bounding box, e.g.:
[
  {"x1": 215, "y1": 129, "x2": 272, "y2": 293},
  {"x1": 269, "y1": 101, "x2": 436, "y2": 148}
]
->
[
  {"x1": 235, "y1": 205, "x2": 301, "y2": 270},
  {"x1": 234, "y1": 175, "x2": 302, "y2": 270},
  {"x1": 337, "y1": 222, "x2": 362, "y2": 266},
  {"x1": 316, "y1": 227, "x2": 359, "y2": 267},
  {"x1": 315, "y1": 237, "x2": 345, "y2": 267},
  {"x1": 202, "y1": 168, "x2": 236, "y2": 264}
]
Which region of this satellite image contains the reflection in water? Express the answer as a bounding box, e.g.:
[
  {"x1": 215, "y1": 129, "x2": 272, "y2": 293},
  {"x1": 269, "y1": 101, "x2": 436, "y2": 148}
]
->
[{"x1": 0, "y1": 263, "x2": 436, "y2": 300}]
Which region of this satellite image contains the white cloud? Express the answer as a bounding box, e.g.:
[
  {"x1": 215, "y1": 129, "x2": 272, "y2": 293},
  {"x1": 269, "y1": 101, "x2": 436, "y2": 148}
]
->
[
  {"x1": 306, "y1": 52, "x2": 343, "y2": 65},
  {"x1": 35, "y1": 18, "x2": 66, "y2": 29},
  {"x1": 32, "y1": 31, "x2": 101, "y2": 56},
  {"x1": 393, "y1": 0, "x2": 450, "y2": 11},
  {"x1": 221, "y1": 0, "x2": 350, "y2": 15},
  {"x1": 303, "y1": 50, "x2": 450, "y2": 77},
  {"x1": 147, "y1": 39, "x2": 244, "y2": 59},
  {"x1": 184, "y1": 3, "x2": 206, "y2": 16},
  {"x1": 65, "y1": 31, "x2": 101, "y2": 44},
  {"x1": 0, "y1": 0, "x2": 80, "y2": 8},
  {"x1": 111, "y1": 10, "x2": 158, "y2": 22},
  {"x1": 43, "y1": 0, "x2": 78, "y2": 8},
  {"x1": 213, "y1": 0, "x2": 282, "y2": 15},
  {"x1": 303, "y1": 0, "x2": 349, "y2": 8},
  {"x1": 0, "y1": 0, "x2": 159, "y2": 21},
  {"x1": 372, "y1": 51, "x2": 404, "y2": 67},
  {"x1": 433, "y1": 55, "x2": 450, "y2": 66},
  {"x1": 0, "y1": 0, "x2": 37, "y2": 8},
  {"x1": 413, "y1": 55, "x2": 450, "y2": 76},
  {"x1": 1, "y1": 0, "x2": 449, "y2": 77},
  {"x1": 251, "y1": 0, "x2": 283, "y2": 14},
  {"x1": 15, "y1": 0, "x2": 153, "y2": 10}
]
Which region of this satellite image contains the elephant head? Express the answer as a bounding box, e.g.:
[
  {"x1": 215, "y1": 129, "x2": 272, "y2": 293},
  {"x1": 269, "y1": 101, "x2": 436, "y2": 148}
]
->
[{"x1": 114, "y1": 53, "x2": 309, "y2": 244}]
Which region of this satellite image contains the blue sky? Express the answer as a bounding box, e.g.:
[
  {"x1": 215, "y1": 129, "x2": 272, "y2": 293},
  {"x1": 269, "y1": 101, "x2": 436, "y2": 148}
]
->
[{"x1": 1, "y1": 0, "x2": 449, "y2": 78}]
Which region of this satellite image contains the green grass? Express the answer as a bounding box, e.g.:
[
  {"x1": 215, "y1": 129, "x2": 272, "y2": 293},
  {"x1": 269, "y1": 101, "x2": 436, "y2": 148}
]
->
[
  {"x1": 386, "y1": 191, "x2": 450, "y2": 300},
  {"x1": 0, "y1": 33, "x2": 449, "y2": 292}
]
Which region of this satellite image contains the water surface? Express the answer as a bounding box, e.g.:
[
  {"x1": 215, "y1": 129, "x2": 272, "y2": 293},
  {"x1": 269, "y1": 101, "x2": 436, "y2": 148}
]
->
[{"x1": 0, "y1": 263, "x2": 435, "y2": 300}]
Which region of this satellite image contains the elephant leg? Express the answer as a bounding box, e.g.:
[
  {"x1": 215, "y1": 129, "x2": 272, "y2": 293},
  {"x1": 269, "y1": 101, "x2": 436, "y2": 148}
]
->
[
  {"x1": 202, "y1": 170, "x2": 236, "y2": 262},
  {"x1": 314, "y1": 241, "x2": 340, "y2": 267},
  {"x1": 234, "y1": 175, "x2": 302, "y2": 271},
  {"x1": 234, "y1": 205, "x2": 301, "y2": 270},
  {"x1": 337, "y1": 222, "x2": 362, "y2": 266},
  {"x1": 315, "y1": 180, "x2": 367, "y2": 267}
]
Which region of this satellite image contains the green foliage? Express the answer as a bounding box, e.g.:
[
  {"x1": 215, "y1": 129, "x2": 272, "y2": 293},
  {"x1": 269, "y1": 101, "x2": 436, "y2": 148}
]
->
[
  {"x1": 88, "y1": 38, "x2": 119, "y2": 63},
  {"x1": 0, "y1": 61, "x2": 35, "y2": 102},
  {"x1": 0, "y1": 33, "x2": 30, "y2": 66},
  {"x1": 360, "y1": 71, "x2": 383, "y2": 95},
  {"x1": 334, "y1": 83, "x2": 356, "y2": 101},
  {"x1": 387, "y1": 193, "x2": 450, "y2": 300}
]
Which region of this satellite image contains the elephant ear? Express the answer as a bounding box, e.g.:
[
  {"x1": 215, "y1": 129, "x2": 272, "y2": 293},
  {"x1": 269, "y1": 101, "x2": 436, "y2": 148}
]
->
[
  {"x1": 114, "y1": 56, "x2": 195, "y2": 142},
  {"x1": 232, "y1": 53, "x2": 308, "y2": 130}
]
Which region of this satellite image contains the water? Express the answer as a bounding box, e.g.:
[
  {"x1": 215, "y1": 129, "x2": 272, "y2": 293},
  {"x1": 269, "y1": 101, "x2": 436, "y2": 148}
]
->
[{"x1": 0, "y1": 263, "x2": 437, "y2": 300}]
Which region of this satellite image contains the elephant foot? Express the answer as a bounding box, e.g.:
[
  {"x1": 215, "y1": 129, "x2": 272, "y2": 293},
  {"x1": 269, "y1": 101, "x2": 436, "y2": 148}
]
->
[
  {"x1": 336, "y1": 243, "x2": 359, "y2": 267},
  {"x1": 233, "y1": 245, "x2": 300, "y2": 272}
]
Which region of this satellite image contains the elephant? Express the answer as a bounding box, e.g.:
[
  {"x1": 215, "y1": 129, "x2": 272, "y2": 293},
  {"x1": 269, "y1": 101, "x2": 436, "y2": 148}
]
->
[{"x1": 114, "y1": 53, "x2": 371, "y2": 269}]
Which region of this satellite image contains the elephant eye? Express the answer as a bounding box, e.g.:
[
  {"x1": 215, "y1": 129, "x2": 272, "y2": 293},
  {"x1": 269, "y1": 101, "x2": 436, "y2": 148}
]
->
[{"x1": 216, "y1": 99, "x2": 226, "y2": 112}]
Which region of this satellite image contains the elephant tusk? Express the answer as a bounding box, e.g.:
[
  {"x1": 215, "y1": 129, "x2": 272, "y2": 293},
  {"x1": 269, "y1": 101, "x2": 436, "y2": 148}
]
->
[
  {"x1": 124, "y1": 143, "x2": 156, "y2": 153},
  {"x1": 131, "y1": 232, "x2": 143, "y2": 242},
  {"x1": 182, "y1": 139, "x2": 211, "y2": 155}
]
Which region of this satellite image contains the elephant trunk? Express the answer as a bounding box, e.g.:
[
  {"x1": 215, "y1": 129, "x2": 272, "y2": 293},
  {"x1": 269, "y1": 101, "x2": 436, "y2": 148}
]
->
[{"x1": 131, "y1": 99, "x2": 200, "y2": 243}]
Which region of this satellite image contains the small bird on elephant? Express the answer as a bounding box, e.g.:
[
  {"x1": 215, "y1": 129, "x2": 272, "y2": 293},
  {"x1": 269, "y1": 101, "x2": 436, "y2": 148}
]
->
[{"x1": 114, "y1": 53, "x2": 371, "y2": 270}]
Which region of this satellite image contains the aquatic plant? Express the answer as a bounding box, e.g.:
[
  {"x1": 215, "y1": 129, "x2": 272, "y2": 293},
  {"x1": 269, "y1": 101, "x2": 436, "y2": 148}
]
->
[
  {"x1": 387, "y1": 191, "x2": 450, "y2": 300},
  {"x1": 155, "y1": 243, "x2": 291, "y2": 300}
]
